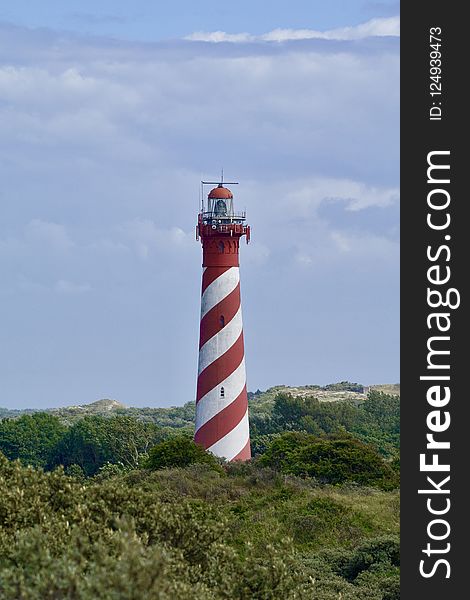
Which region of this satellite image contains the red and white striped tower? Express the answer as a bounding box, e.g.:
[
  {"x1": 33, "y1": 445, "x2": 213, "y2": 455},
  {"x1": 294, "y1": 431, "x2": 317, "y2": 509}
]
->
[{"x1": 194, "y1": 179, "x2": 251, "y2": 461}]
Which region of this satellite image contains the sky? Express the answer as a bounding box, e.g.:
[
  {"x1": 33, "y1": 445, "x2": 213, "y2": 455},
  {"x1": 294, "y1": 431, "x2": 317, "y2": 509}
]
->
[{"x1": 0, "y1": 2, "x2": 400, "y2": 409}]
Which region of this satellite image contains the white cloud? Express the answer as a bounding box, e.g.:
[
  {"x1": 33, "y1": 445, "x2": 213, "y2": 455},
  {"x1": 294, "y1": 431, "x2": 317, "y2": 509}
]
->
[
  {"x1": 0, "y1": 23, "x2": 399, "y2": 407},
  {"x1": 282, "y1": 178, "x2": 399, "y2": 215},
  {"x1": 239, "y1": 175, "x2": 398, "y2": 273},
  {"x1": 25, "y1": 220, "x2": 74, "y2": 250},
  {"x1": 185, "y1": 17, "x2": 399, "y2": 43},
  {"x1": 293, "y1": 230, "x2": 398, "y2": 270},
  {"x1": 330, "y1": 230, "x2": 398, "y2": 259},
  {"x1": 186, "y1": 31, "x2": 253, "y2": 43},
  {"x1": 119, "y1": 219, "x2": 194, "y2": 260},
  {"x1": 0, "y1": 26, "x2": 399, "y2": 189},
  {"x1": 294, "y1": 252, "x2": 314, "y2": 267},
  {"x1": 54, "y1": 279, "x2": 92, "y2": 294}
]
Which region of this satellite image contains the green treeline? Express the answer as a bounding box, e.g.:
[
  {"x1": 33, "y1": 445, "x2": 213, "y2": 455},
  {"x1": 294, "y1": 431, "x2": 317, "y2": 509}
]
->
[
  {"x1": 0, "y1": 388, "x2": 400, "y2": 599},
  {"x1": 0, "y1": 389, "x2": 400, "y2": 473},
  {"x1": 251, "y1": 390, "x2": 400, "y2": 459}
]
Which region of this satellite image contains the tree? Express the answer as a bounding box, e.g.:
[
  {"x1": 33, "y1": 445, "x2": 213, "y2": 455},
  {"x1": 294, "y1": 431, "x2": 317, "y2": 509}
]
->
[
  {"x1": 50, "y1": 415, "x2": 164, "y2": 476},
  {"x1": 273, "y1": 393, "x2": 320, "y2": 425},
  {"x1": 99, "y1": 416, "x2": 164, "y2": 469},
  {"x1": 362, "y1": 391, "x2": 400, "y2": 434},
  {"x1": 268, "y1": 391, "x2": 400, "y2": 459},
  {"x1": 0, "y1": 413, "x2": 66, "y2": 469}
]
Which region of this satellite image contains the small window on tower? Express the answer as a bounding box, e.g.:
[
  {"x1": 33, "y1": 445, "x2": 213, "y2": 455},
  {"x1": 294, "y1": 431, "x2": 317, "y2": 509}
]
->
[
  {"x1": 220, "y1": 315, "x2": 225, "y2": 328},
  {"x1": 218, "y1": 241, "x2": 224, "y2": 253},
  {"x1": 220, "y1": 387, "x2": 225, "y2": 398}
]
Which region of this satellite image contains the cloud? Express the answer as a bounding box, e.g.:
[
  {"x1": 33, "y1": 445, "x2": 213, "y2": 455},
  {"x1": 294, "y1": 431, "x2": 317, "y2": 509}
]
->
[
  {"x1": 54, "y1": 279, "x2": 92, "y2": 294},
  {"x1": 186, "y1": 31, "x2": 252, "y2": 43},
  {"x1": 292, "y1": 229, "x2": 398, "y2": 271},
  {"x1": 281, "y1": 178, "x2": 398, "y2": 216},
  {"x1": 185, "y1": 16, "x2": 399, "y2": 43},
  {"x1": 0, "y1": 23, "x2": 399, "y2": 407},
  {"x1": 25, "y1": 220, "x2": 74, "y2": 250},
  {"x1": 119, "y1": 219, "x2": 194, "y2": 260},
  {"x1": 239, "y1": 174, "x2": 398, "y2": 275},
  {"x1": 330, "y1": 230, "x2": 398, "y2": 258},
  {"x1": 0, "y1": 24, "x2": 399, "y2": 191}
]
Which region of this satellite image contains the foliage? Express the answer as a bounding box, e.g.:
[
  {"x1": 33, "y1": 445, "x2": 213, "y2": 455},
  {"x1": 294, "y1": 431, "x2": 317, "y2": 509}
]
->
[
  {"x1": 0, "y1": 413, "x2": 66, "y2": 469},
  {"x1": 323, "y1": 382, "x2": 365, "y2": 392},
  {"x1": 0, "y1": 447, "x2": 400, "y2": 599},
  {"x1": 49, "y1": 399, "x2": 197, "y2": 428},
  {"x1": 0, "y1": 453, "x2": 309, "y2": 599},
  {"x1": 259, "y1": 431, "x2": 399, "y2": 489},
  {"x1": 93, "y1": 461, "x2": 129, "y2": 481},
  {"x1": 146, "y1": 434, "x2": 224, "y2": 473},
  {"x1": 250, "y1": 390, "x2": 400, "y2": 459},
  {"x1": 49, "y1": 415, "x2": 165, "y2": 475},
  {"x1": 300, "y1": 536, "x2": 400, "y2": 599},
  {"x1": 250, "y1": 433, "x2": 283, "y2": 457},
  {"x1": 1, "y1": 386, "x2": 400, "y2": 462},
  {"x1": 0, "y1": 386, "x2": 401, "y2": 597},
  {"x1": 64, "y1": 463, "x2": 86, "y2": 480}
]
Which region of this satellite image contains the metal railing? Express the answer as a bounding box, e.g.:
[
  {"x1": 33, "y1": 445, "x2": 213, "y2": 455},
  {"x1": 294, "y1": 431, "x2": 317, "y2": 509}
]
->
[{"x1": 200, "y1": 211, "x2": 246, "y2": 222}]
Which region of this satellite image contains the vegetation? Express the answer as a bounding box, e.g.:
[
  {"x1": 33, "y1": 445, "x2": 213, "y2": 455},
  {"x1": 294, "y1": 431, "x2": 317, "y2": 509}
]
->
[
  {"x1": 250, "y1": 390, "x2": 400, "y2": 459},
  {"x1": 0, "y1": 413, "x2": 66, "y2": 469},
  {"x1": 0, "y1": 384, "x2": 400, "y2": 598},
  {"x1": 0, "y1": 453, "x2": 399, "y2": 599},
  {"x1": 260, "y1": 431, "x2": 398, "y2": 489},
  {"x1": 49, "y1": 415, "x2": 165, "y2": 476},
  {"x1": 146, "y1": 434, "x2": 223, "y2": 473}
]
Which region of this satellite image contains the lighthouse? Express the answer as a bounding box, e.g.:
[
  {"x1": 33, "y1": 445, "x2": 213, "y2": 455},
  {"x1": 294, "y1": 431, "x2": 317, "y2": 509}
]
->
[{"x1": 194, "y1": 179, "x2": 251, "y2": 461}]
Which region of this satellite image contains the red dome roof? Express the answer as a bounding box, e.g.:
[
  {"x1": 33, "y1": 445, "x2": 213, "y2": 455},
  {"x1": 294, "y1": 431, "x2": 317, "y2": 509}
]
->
[{"x1": 208, "y1": 185, "x2": 233, "y2": 200}]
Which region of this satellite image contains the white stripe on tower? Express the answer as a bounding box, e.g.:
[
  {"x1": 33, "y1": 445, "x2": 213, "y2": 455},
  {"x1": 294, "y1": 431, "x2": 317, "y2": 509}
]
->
[
  {"x1": 200, "y1": 267, "x2": 240, "y2": 318},
  {"x1": 198, "y1": 306, "x2": 243, "y2": 374},
  {"x1": 207, "y1": 411, "x2": 250, "y2": 461},
  {"x1": 195, "y1": 358, "x2": 246, "y2": 429},
  {"x1": 195, "y1": 266, "x2": 251, "y2": 461}
]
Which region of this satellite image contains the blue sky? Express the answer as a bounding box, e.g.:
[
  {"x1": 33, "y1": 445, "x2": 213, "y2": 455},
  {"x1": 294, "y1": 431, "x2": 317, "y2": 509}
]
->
[
  {"x1": 0, "y1": 2, "x2": 399, "y2": 409},
  {"x1": 0, "y1": 1, "x2": 399, "y2": 41}
]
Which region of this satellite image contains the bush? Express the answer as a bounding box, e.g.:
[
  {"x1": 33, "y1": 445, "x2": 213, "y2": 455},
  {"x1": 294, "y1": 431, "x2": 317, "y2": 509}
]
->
[
  {"x1": 259, "y1": 432, "x2": 399, "y2": 489},
  {"x1": 146, "y1": 434, "x2": 224, "y2": 473},
  {"x1": 324, "y1": 382, "x2": 364, "y2": 393},
  {"x1": 0, "y1": 453, "x2": 310, "y2": 599},
  {"x1": 329, "y1": 536, "x2": 400, "y2": 581}
]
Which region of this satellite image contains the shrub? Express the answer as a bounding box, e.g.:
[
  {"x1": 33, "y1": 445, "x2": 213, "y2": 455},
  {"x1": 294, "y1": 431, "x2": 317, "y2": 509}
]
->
[
  {"x1": 0, "y1": 453, "x2": 310, "y2": 599},
  {"x1": 146, "y1": 434, "x2": 224, "y2": 473},
  {"x1": 260, "y1": 432, "x2": 399, "y2": 489}
]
